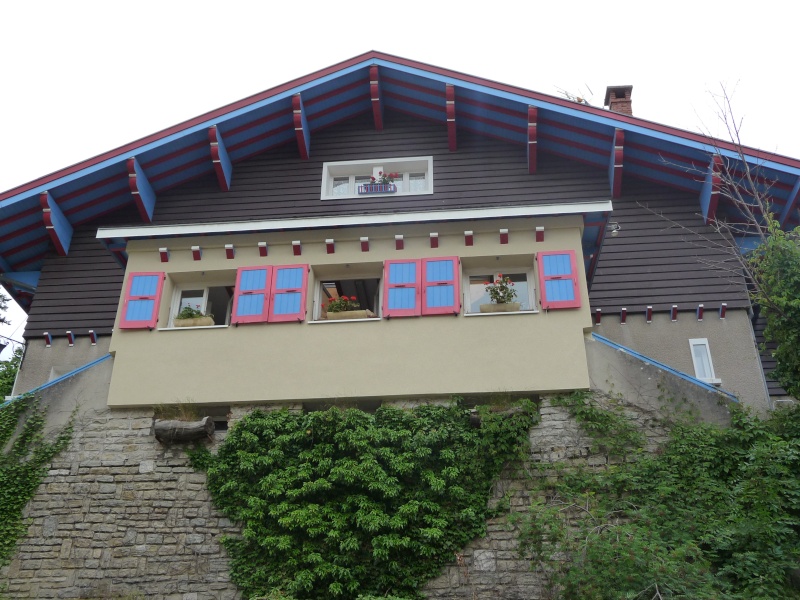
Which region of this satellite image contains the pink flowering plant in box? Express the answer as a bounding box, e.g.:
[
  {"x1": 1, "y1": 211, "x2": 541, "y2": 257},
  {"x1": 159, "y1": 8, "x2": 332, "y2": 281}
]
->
[
  {"x1": 325, "y1": 295, "x2": 360, "y2": 313},
  {"x1": 371, "y1": 171, "x2": 399, "y2": 185},
  {"x1": 484, "y1": 275, "x2": 517, "y2": 304},
  {"x1": 176, "y1": 303, "x2": 213, "y2": 319}
]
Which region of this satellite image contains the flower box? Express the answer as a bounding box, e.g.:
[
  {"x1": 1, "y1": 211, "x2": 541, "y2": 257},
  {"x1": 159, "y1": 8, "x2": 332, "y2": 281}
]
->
[
  {"x1": 358, "y1": 183, "x2": 397, "y2": 195},
  {"x1": 479, "y1": 303, "x2": 521, "y2": 313},
  {"x1": 326, "y1": 310, "x2": 374, "y2": 320},
  {"x1": 173, "y1": 316, "x2": 215, "y2": 327}
]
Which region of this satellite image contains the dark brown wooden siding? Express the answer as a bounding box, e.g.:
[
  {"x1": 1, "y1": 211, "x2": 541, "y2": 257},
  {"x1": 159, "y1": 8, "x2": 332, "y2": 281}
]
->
[
  {"x1": 151, "y1": 112, "x2": 611, "y2": 224},
  {"x1": 589, "y1": 179, "x2": 750, "y2": 313},
  {"x1": 753, "y1": 316, "x2": 788, "y2": 397},
  {"x1": 23, "y1": 210, "x2": 136, "y2": 339}
]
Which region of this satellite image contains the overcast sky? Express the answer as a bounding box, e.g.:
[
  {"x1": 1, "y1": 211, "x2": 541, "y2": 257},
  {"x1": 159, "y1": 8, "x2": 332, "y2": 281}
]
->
[{"x1": 0, "y1": 0, "x2": 797, "y2": 357}]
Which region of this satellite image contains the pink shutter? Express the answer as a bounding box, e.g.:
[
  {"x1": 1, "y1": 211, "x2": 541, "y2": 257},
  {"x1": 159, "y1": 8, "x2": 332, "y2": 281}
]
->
[
  {"x1": 120, "y1": 272, "x2": 165, "y2": 329},
  {"x1": 268, "y1": 265, "x2": 308, "y2": 323},
  {"x1": 421, "y1": 257, "x2": 460, "y2": 316},
  {"x1": 538, "y1": 250, "x2": 581, "y2": 309},
  {"x1": 231, "y1": 266, "x2": 272, "y2": 324},
  {"x1": 382, "y1": 259, "x2": 421, "y2": 317}
]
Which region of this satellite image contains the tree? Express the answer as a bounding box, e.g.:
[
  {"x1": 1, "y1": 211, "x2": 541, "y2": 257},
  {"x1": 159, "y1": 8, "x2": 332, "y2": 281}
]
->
[{"x1": 0, "y1": 347, "x2": 21, "y2": 398}]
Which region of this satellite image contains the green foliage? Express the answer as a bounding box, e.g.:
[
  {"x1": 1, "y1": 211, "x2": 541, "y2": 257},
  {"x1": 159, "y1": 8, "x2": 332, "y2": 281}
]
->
[
  {"x1": 0, "y1": 347, "x2": 22, "y2": 398},
  {"x1": 750, "y1": 219, "x2": 800, "y2": 397},
  {"x1": 190, "y1": 400, "x2": 537, "y2": 599},
  {"x1": 0, "y1": 395, "x2": 74, "y2": 566},
  {"x1": 517, "y1": 403, "x2": 800, "y2": 599}
]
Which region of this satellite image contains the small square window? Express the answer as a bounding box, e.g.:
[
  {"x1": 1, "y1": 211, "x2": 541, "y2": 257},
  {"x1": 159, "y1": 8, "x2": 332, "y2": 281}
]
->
[
  {"x1": 321, "y1": 157, "x2": 433, "y2": 200},
  {"x1": 464, "y1": 270, "x2": 535, "y2": 313},
  {"x1": 170, "y1": 284, "x2": 233, "y2": 326},
  {"x1": 315, "y1": 277, "x2": 381, "y2": 321}
]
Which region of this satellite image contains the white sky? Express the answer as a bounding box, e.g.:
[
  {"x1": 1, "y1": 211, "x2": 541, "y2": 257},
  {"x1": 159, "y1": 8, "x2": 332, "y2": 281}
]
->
[{"x1": 1, "y1": 0, "x2": 798, "y2": 357}]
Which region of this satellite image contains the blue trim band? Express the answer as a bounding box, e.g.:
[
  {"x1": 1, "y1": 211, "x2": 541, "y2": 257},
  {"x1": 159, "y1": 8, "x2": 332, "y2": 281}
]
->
[{"x1": 591, "y1": 333, "x2": 738, "y2": 402}]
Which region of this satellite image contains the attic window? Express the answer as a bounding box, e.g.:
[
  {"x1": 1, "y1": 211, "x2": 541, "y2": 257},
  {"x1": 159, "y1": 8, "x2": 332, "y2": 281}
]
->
[{"x1": 321, "y1": 157, "x2": 433, "y2": 200}]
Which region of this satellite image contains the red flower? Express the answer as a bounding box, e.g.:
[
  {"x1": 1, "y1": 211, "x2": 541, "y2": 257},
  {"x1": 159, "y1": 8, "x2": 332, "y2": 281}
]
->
[
  {"x1": 495, "y1": 280, "x2": 501, "y2": 284},
  {"x1": 370, "y1": 176, "x2": 376, "y2": 181},
  {"x1": 483, "y1": 281, "x2": 490, "y2": 285},
  {"x1": 498, "y1": 273, "x2": 503, "y2": 278},
  {"x1": 350, "y1": 296, "x2": 358, "y2": 301},
  {"x1": 378, "y1": 171, "x2": 383, "y2": 175}
]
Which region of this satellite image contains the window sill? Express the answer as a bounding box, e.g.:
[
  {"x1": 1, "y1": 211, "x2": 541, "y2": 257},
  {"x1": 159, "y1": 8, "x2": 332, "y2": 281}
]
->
[
  {"x1": 464, "y1": 310, "x2": 538, "y2": 317},
  {"x1": 309, "y1": 318, "x2": 382, "y2": 324},
  {"x1": 158, "y1": 325, "x2": 229, "y2": 331},
  {"x1": 322, "y1": 190, "x2": 433, "y2": 201}
]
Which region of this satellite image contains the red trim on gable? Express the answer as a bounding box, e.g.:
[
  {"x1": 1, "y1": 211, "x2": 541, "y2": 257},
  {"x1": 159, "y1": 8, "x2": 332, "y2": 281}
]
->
[
  {"x1": 383, "y1": 90, "x2": 445, "y2": 115},
  {"x1": 142, "y1": 140, "x2": 208, "y2": 170},
  {"x1": 226, "y1": 109, "x2": 288, "y2": 137},
  {"x1": 381, "y1": 74, "x2": 446, "y2": 99}
]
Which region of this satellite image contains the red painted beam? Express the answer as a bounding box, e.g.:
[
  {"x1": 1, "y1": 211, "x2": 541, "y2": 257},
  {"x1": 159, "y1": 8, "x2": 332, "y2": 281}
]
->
[
  {"x1": 527, "y1": 106, "x2": 538, "y2": 174},
  {"x1": 446, "y1": 84, "x2": 457, "y2": 152},
  {"x1": 292, "y1": 94, "x2": 310, "y2": 160},
  {"x1": 610, "y1": 128, "x2": 624, "y2": 199},
  {"x1": 370, "y1": 65, "x2": 383, "y2": 131}
]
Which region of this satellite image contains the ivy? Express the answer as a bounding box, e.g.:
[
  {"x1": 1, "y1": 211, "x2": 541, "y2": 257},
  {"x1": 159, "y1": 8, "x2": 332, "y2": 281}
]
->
[
  {"x1": 516, "y1": 402, "x2": 800, "y2": 599},
  {"x1": 0, "y1": 348, "x2": 22, "y2": 399},
  {"x1": 190, "y1": 400, "x2": 537, "y2": 599},
  {"x1": 0, "y1": 395, "x2": 74, "y2": 567}
]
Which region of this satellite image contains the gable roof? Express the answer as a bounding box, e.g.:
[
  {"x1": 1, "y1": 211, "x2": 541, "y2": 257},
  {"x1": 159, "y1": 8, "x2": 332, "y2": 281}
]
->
[{"x1": 2, "y1": 50, "x2": 799, "y2": 309}]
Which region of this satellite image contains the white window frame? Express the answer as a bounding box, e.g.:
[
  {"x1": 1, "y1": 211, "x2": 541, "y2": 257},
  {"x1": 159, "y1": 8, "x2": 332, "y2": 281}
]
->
[
  {"x1": 167, "y1": 283, "x2": 233, "y2": 328},
  {"x1": 321, "y1": 156, "x2": 433, "y2": 200},
  {"x1": 461, "y1": 267, "x2": 538, "y2": 316},
  {"x1": 688, "y1": 338, "x2": 721, "y2": 385},
  {"x1": 311, "y1": 272, "x2": 383, "y2": 323}
]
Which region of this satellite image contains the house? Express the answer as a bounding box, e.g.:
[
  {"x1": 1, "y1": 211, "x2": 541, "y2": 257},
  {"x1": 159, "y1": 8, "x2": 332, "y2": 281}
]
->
[{"x1": 2, "y1": 51, "x2": 796, "y2": 413}]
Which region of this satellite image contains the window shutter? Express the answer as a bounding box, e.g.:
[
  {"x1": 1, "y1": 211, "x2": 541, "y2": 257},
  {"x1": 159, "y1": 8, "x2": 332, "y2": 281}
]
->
[
  {"x1": 268, "y1": 265, "x2": 308, "y2": 322},
  {"x1": 538, "y1": 250, "x2": 581, "y2": 309},
  {"x1": 421, "y1": 257, "x2": 460, "y2": 315},
  {"x1": 120, "y1": 272, "x2": 165, "y2": 329},
  {"x1": 232, "y1": 266, "x2": 272, "y2": 324},
  {"x1": 383, "y1": 259, "x2": 421, "y2": 317}
]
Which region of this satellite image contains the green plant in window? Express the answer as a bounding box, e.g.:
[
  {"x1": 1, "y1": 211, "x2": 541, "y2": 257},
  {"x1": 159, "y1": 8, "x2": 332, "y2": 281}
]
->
[
  {"x1": 484, "y1": 275, "x2": 518, "y2": 304},
  {"x1": 370, "y1": 171, "x2": 399, "y2": 185},
  {"x1": 325, "y1": 296, "x2": 360, "y2": 313},
  {"x1": 176, "y1": 304, "x2": 213, "y2": 319}
]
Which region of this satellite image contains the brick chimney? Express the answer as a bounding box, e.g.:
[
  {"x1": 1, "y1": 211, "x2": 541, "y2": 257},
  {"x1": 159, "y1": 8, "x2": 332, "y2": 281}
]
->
[{"x1": 604, "y1": 85, "x2": 633, "y2": 116}]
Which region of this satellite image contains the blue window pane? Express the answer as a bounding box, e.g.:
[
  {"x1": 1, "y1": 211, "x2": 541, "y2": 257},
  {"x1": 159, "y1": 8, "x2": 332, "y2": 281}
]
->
[
  {"x1": 389, "y1": 263, "x2": 417, "y2": 285},
  {"x1": 546, "y1": 280, "x2": 575, "y2": 301},
  {"x1": 130, "y1": 275, "x2": 159, "y2": 296},
  {"x1": 273, "y1": 292, "x2": 301, "y2": 315},
  {"x1": 427, "y1": 285, "x2": 454, "y2": 308},
  {"x1": 388, "y1": 288, "x2": 416, "y2": 310},
  {"x1": 426, "y1": 260, "x2": 453, "y2": 282},
  {"x1": 236, "y1": 293, "x2": 265, "y2": 317},
  {"x1": 125, "y1": 299, "x2": 154, "y2": 321},
  {"x1": 275, "y1": 267, "x2": 303, "y2": 289},
  {"x1": 240, "y1": 269, "x2": 267, "y2": 291},
  {"x1": 543, "y1": 254, "x2": 572, "y2": 276}
]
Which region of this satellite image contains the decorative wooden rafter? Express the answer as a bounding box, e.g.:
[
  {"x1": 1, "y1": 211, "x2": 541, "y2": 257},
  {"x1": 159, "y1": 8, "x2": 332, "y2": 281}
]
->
[
  {"x1": 360, "y1": 237, "x2": 369, "y2": 252},
  {"x1": 89, "y1": 330, "x2": 98, "y2": 345},
  {"x1": 191, "y1": 246, "x2": 202, "y2": 261},
  {"x1": 595, "y1": 308, "x2": 601, "y2": 325},
  {"x1": 208, "y1": 125, "x2": 233, "y2": 192},
  {"x1": 326, "y1": 239, "x2": 335, "y2": 254},
  {"x1": 719, "y1": 303, "x2": 727, "y2": 319},
  {"x1": 225, "y1": 244, "x2": 235, "y2": 259},
  {"x1": 697, "y1": 304, "x2": 704, "y2": 321},
  {"x1": 0, "y1": 254, "x2": 12, "y2": 273},
  {"x1": 464, "y1": 231, "x2": 474, "y2": 246},
  {"x1": 370, "y1": 65, "x2": 383, "y2": 131},
  {"x1": 159, "y1": 248, "x2": 169, "y2": 263},
  {"x1": 40, "y1": 191, "x2": 73, "y2": 256},
  {"x1": 430, "y1": 233, "x2": 439, "y2": 248},
  {"x1": 446, "y1": 84, "x2": 457, "y2": 151},
  {"x1": 671, "y1": 305, "x2": 678, "y2": 321},
  {"x1": 292, "y1": 93, "x2": 310, "y2": 160},
  {"x1": 395, "y1": 235, "x2": 404, "y2": 250},
  {"x1": 43, "y1": 332, "x2": 52, "y2": 347},
  {"x1": 66, "y1": 330, "x2": 75, "y2": 347},
  {"x1": 620, "y1": 307, "x2": 627, "y2": 324},
  {"x1": 700, "y1": 155, "x2": 723, "y2": 225},
  {"x1": 535, "y1": 226, "x2": 544, "y2": 242},
  {"x1": 499, "y1": 229, "x2": 509, "y2": 244},
  {"x1": 127, "y1": 157, "x2": 157, "y2": 223},
  {"x1": 292, "y1": 241, "x2": 302, "y2": 256},
  {"x1": 527, "y1": 106, "x2": 538, "y2": 174},
  {"x1": 258, "y1": 242, "x2": 268, "y2": 257},
  {"x1": 779, "y1": 175, "x2": 800, "y2": 227},
  {"x1": 645, "y1": 306, "x2": 653, "y2": 323},
  {"x1": 608, "y1": 128, "x2": 625, "y2": 199}
]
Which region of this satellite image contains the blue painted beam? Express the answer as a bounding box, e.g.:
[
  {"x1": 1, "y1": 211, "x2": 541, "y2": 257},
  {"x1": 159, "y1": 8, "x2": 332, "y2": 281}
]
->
[
  {"x1": 0, "y1": 271, "x2": 40, "y2": 292},
  {"x1": 779, "y1": 176, "x2": 800, "y2": 227},
  {"x1": 370, "y1": 65, "x2": 384, "y2": 131},
  {"x1": 208, "y1": 126, "x2": 233, "y2": 192},
  {"x1": 292, "y1": 93, "x2": 310, "y2": 160},
  {"x1": 126, "y1": 157, "x2": 156, "y2": 223},
  {"x1": 39, "y1": 191, "x2": 73, "y2": 256},
  {"x1": 0, "y1": 253, "x2": 12, "y2": 273},
  {"x1": 608, "y1": 129, "x2": 624, "y2": 199},
  {"x1": 699, "y1": 155, "x2": 722, "y2": 225}
]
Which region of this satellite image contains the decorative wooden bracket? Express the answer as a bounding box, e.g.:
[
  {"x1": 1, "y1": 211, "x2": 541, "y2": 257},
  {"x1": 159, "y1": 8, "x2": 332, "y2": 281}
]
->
[
  {"x1": 209, "y1": 125, "x2": 233, "y2": 191},
  {"x1": 446, "y1": 84, "x2": 457, "y2": 151},
  {"x1": 527, "y1": 106, "x2": 538, "y2": 174},
  {"x1": 779, "y1": 175, "x2": 800, "y2": 227},
  {"x1": 292, "y1": 93, "x2": 310, "y2": 160},
  {"x1": 40, "y1": 191, "x2": 73, "y2": 256},
  {"x1": 700, "y1": 155, "x2": 722, "y2": 225},
  {"x1": 326, "y1": 239, "x2": 335, "y2": 254},
  {"x1": 127, "y1": 157, "x2": 157, "y2": 223},
  {"x1": 395, "y1": 235, "x2": 404, "y2": 250},
  {"x1": 608, "y1": 128, "x2": 624, "y2": 199},
  {"x1": 370, "y1": 65, "x2": 383, "y2": 131}
]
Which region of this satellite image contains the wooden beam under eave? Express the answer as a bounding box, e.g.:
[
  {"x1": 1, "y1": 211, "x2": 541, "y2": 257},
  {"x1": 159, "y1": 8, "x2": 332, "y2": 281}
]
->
[
  {"x1": 370, "y1": 65, "x2": 384, "y2": 131},
  {"x1": 527, "y1": 106, "x2": 538, "y2": 174},
  {"x1": 127, "y1": 157, "x2": 157, "y2": 223},
  {"x1": 779, "y1": 176, "x2": 800, "y2": 227},
  {"x1": 608, "y1": 129, "x2": 624, "y2": 199},
  {"x1": 0, "y1": 253, "x2": 13, "y2": 274},
  {"x1": 209, "y1": 125, "x2": 233, "y2": 192},
  {"x1": 700, "y1": 155, "x2": 722, "y2": 225},
  {"x1": 40, "y1": 191, "x2": 73, "y2": 256},
  {"x1": 446, "y1": 84, "x2": 457, "y2": 152},
  {"x1": 292, "y1": 93, "x2": 310, "y2": 160}
]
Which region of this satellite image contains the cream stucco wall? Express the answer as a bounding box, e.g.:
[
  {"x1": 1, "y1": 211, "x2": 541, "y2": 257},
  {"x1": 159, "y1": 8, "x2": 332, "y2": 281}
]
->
[
  {"x1": 107, "y1": 217, "x2": 593, "y2": 406},
  {"x1": 593, "y1": 309, "x2": 770, "y2": 414}
]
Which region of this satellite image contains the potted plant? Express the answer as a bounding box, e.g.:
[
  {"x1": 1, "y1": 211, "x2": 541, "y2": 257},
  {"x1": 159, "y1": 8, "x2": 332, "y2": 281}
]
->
[
  {"x1": 173, "y1": 304, "x2": 215, "y2": 327},
  {"x1": 358, "y1": 171, "x2": 399, "y2": 195},
  {"x1": 480, "y1": 275, "x2": 521, "y2": 313},
  {"x1": 324, "y1": 296, "x2": 372, "y2": 320}
]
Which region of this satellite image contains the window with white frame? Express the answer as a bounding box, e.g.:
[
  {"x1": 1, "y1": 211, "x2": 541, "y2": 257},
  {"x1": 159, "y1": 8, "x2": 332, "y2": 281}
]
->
[
  {"x1": 462, "y1": 268, "x2": 536, "y2": 314},
  {"x1": 314, "y1": 276, "x2": 381, "y2": 321},
  {"x1": 321, "y1": 156, "x2": 433, "y2": 199},
  {"x1": 689, "y1": 338, "x2": 721, "y2": 384},
  {"x1": 170, "y1": 284, "x2": 233, "y2": 327}
]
